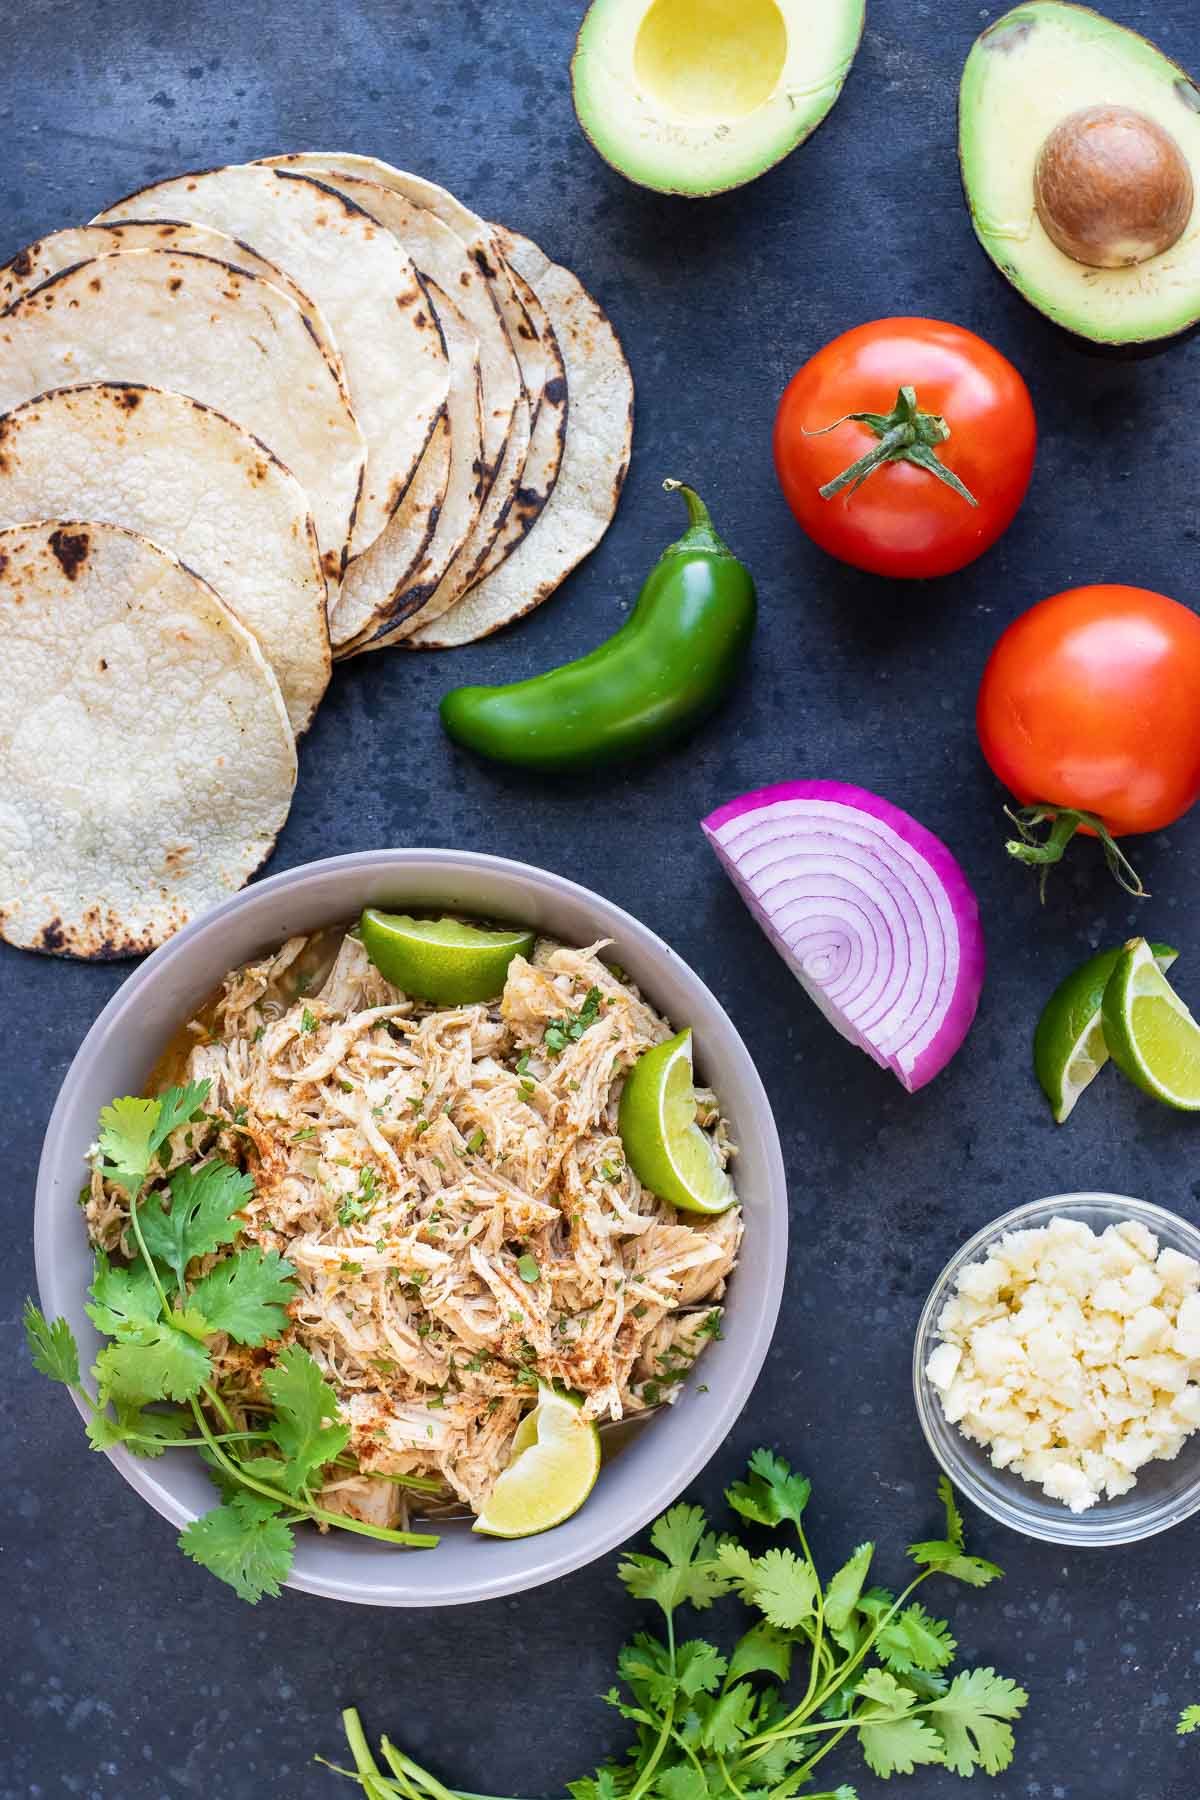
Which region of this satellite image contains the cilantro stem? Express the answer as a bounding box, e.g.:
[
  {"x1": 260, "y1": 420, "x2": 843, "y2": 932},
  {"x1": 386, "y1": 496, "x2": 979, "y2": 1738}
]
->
[
  {"x1": 739, "y1": 1569, "x2": 935, "y2": 1758},
  {"x1": 794, "y1": 1518, "x2": 826, "y2": 1718},
  {"x1": 625, "y1": 1612, "x2": 677, "y2": 1800},
  {"x1": 341, "y1": 1710, "x2": 401, "y2": 1800},
  {"x1": 201, "y1": 1380, "x2": 238, "y2": 1434},
  {"x1": 125, "y1": 1181, "x2": 173, "y2": 1318},
  {"x1": 189, "y1": 1401, "x2": 439, "y2": 1548}
]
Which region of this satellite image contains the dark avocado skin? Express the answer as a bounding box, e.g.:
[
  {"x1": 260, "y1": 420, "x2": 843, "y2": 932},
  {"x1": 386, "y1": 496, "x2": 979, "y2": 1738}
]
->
[{"x1": 958, "y1": 2, "x2": 1200, "y2": 350}]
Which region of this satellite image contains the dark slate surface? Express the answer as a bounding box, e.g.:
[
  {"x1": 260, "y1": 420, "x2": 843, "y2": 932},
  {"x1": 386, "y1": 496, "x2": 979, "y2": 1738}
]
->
[{"x1": 3, "y1": 0, "x2": 1199, "y2": 1794}]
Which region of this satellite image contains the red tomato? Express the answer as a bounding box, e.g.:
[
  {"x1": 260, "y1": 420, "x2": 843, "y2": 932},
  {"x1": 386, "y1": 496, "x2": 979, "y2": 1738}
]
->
[
  {"x1": 977, "y1": 585, "x2": 1200, "y2": 837},
  {"x1": 773, "y1": 318, "x2": 1036, "y2": 579}
]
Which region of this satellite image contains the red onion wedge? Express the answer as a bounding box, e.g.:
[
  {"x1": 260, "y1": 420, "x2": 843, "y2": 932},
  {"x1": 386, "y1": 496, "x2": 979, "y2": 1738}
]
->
[{"x1": 702, "y1": 781, "x2": 985, "y2": 1092}]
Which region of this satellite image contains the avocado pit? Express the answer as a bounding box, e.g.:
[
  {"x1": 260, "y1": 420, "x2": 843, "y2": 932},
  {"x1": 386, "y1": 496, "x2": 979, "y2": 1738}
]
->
[{"x1": 1034, "y1": 103, "x2": 1193, "y2": 268}]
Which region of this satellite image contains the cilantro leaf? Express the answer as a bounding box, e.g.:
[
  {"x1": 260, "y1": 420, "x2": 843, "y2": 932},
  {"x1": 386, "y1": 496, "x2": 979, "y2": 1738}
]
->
[
  {"x1": 138, "y1": 1160, "x2": 255, "y2": 1293},
  {"x1": 938, "y1": 1474, "x2": 965, "y2": 1549},
  {"x1": 180, "y1": 1492, "x2": 294, "y2": 1602},
  {"x1": 726, "y1": 1621, "x2": 793, "y2": 1685},
  {"x1": 823, "y1": 1541, "x2": 874, "y2": 1632},
  {"x1": 618, "y1": 1504, "x2": 728, "y2": 1617},
  {"x1": 189, "y1": 1248, "x2": 296, "y2": 1345},
  {"x1": 908, "y1": 1480, "x2": 1002, "y2": 1587},
  {"x1": 96, "y1": 1096, "x2": 161, "y2": 1193},
  {"x1": 716, "y1": 1543, "x2": 819, "y2": 1629},
  {"x1": 656, "y1": 1769, "x2": 709, "y2": 1800},
  {"x1": 907, "y1": 1539, "x2": 1004, "y2": 1588},
  {"x1": 857, "y1": 1711, "x2": 946, "y2": 1780},
  {"x1": 23, "y1": 1301, "x2": 79, "y2": 1386},
  {"x1": 262, "y1": 1345, "x2": 349, "y2": 1494},
  {"x1": 93, "y1": 1322, "x2": 211, "y2": 1404},
  {"x1": 1178, "y1": 1706, "x2": 1200, "y2": 1736},
  {"x1": 876, "y1": 1603, "x2": 958, "y2": 1675},
  {"x1": 97, "y1": 1081, "x2": 209, "y2": 1193},
  {"x1": 696, "y1": 1682, "x2": 756, "y2": 1754},
  {"x1": 85, "y1": 1251, "x2": 162, "y2": 1336},
  {"x1": 726, "y1": 1447, "x2": 811, "y2": 1529},
  {"x1": 86, "y1": 1401, "x2": 192, "y2": 1457},
  {"x1": 674, "y1": 1640, "x2": 727, "y2": 1699},
  {"x1": 926, "y1": 1668, "x2": 1028, "y2": 1776}
]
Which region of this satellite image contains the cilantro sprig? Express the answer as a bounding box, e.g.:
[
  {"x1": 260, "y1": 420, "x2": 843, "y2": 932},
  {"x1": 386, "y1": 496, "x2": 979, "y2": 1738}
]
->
[
  {"x1": 1180, "y1": 1705, "x2": 1200, "y2": 1736},
  {"x1": 26, "y1": 1080, "x2": 439, "y2": 1603},
  {"x1": 322, "y1": 1454, "x2": 1026, "y2": 1797}
]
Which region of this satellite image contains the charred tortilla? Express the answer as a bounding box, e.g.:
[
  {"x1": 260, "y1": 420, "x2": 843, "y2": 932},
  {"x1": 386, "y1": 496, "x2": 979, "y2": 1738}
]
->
[
  {"x1": 338, "y1": 282, "x2": 484, "y2": 655},
  {"x1": 0, "y1": 521, "x2": 296, "y2": 958},
  {"x1": 0, "y1": 382, "x2": 330, "y2": 734},
  {"x1": 0, "y1": 249, "x2": 365, "y2": 580},
  {"x1": 93, "y1": 165, "x2": 448, "y2": 559},
  {"x1": 407, "y1": 228, "x2": 632, "y2": 648},
  {"x1": 0, "y1": 219, "x2": 343, "y2": 386}
]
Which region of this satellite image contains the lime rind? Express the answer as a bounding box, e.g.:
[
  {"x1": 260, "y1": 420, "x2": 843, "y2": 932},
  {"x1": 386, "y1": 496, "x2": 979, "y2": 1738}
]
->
[
  {"x1": 472, "y1": 1387, "x2": 599, "y2": 1538},
  {"x1": 359, "y1": 908, "x2": 534, "y2": 1005},
  {"x1": 1102, "y1": 938, "x2": 1200, "y2": 1112},
  {"x1": 618, "y1": 1030, "x2": 736, "y2": 1216},
  {"x1": 1034, "y1": 942, "x2": 1177, "y2": 1123}
]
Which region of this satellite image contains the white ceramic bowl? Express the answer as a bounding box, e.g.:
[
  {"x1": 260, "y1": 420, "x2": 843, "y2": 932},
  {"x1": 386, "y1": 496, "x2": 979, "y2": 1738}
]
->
[
  {"x1": 913, "y1": 1193, "x2": 1200, "y2": 1546},
  {"x1": 35, "y1": 849, "x2": 787, "y2": 1605}
]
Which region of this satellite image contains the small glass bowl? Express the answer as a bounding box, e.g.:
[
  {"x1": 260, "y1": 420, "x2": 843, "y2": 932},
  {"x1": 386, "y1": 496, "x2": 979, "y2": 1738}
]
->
[{"x1": 913, "y1": 1193, "x2": 1200, "y2": 1547}]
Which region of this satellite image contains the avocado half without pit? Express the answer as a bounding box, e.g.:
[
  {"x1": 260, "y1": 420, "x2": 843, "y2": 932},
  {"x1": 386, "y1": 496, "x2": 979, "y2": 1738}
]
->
[
  {"x1": 960, "y1": 1, "x2": 1200, "y2": 343},
  {"x1": 571, "y1": 0, "x2": 865, "y2": 198}
]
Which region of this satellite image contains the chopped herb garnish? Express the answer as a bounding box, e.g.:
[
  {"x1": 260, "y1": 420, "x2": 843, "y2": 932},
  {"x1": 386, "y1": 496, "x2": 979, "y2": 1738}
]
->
[
  {"x1": 696, "y1": 1309, "x2": 724, "y2": 1341},
  {"x1": 232, "y1": 1104, "x2": 248, "y2": 1125},
  {"x1": 465, "y1": 1127, "x2": 485, "y2": 1154},
  {"x1": 414, "y1": 1118, "x2": 430, "y2": 1136},
  {"x1": 519, "y1": 1079, "x2": 535, "y2": 1099},
  {"x1": 633, "y1": 1303, "x2": 648, "y2": 1318},
  {"x1": 291, "y1": 1127, "x2": 317, "y2": 1142},
  {"x1": 340, "y1": 1262, "x2": 362, "y2": 1277},
  {"x1": 301, "y1": 1007, "x2": 318, "y2": 1033},
  {"x1": 339, "y1": 1078, "x2": 354, "y2": 1093},
  {"x1": 600, "y1": 1161, "x2": 622, "y2": 1181},
  {"x1": 253, "y1": 1024, "x2": 266, "y2": 1043},
  {"x1": 543, "y1": 986, "x2": 604, "y2": 1055},
  {"x1": 517, "y1": 1253, "x2": 540, "y2": 1284},
  {"x1": 515, "y1": 1051, "x2": 531, "y2": 1076}
]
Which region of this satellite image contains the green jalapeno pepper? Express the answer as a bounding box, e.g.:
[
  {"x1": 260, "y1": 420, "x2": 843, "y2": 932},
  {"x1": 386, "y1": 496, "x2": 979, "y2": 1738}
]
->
[{"x1": 439, "y1": 480, "x2": 756, "y2": 774}]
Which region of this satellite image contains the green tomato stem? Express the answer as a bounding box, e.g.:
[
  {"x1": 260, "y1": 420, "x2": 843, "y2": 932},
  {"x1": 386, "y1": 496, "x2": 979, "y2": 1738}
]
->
[
  {"x1": 1004, "y1": 804, "x2": 1148, "y2": 899},
  {"x1": 807, "y1": 384, "x2": 979, "y2": 506}
]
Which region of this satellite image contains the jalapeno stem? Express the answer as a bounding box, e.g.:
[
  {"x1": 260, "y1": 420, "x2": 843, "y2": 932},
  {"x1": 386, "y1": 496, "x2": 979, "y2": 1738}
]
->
[{"x1": 661, "y1": 479, "x2": 733, "y2": 559}]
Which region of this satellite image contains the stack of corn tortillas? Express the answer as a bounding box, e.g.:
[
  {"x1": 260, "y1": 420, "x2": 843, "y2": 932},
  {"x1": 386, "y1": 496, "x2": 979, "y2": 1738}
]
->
[{"x1": 0, "y1": 154, "x2": 633, "y2": 958}]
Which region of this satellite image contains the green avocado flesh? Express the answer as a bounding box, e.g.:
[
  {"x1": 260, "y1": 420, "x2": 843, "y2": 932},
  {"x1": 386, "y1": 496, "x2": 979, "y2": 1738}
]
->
[
  {"x1": 960, "y1": 2, "x2": 1200, "y2": 343},
  {"x1": 572, "y1": 0, "x2": 865, "y2": 198}
]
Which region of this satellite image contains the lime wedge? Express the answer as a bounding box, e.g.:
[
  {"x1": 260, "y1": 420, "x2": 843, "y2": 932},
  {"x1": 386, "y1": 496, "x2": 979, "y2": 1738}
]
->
[
  {"x1": 473, "y1": 1387, "x2": 600, "y2": 1538},
  {"x1": 1034, "y1": 941, "x2": 1178, "y2": 1123},
  {"x1": 618, "y1": 1029, "x2": 736, "y2": 1215},
  {"x1": 359, "y1": 910, "x2": 534, "y2": 1005},
  {"x1": 1102, "y1": 937, "x2": 1200, "y2": 1110}
]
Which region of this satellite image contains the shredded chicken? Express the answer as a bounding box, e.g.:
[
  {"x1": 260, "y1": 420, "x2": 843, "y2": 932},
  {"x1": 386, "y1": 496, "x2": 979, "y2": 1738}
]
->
[{"x1": 85, "y1": 928, "x2": 741, "y2": 1521}]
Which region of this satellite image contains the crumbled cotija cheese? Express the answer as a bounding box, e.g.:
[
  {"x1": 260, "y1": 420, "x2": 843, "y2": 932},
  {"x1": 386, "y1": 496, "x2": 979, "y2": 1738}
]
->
[{"x1": 926, "y1": 1216, "x2": 1200, "y2": 1512}]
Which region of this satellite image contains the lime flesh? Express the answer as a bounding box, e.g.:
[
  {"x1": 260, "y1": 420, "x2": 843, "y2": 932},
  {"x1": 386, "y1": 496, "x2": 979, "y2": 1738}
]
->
[
  {"x1": 473, "y1": 1388, "x2": 600, "y2": 1538},
  {"x1": 1034, "y1": 942, "x2": 1177, "y2": 1123},
  {"x1": 618, "y1": 1029, "x2": 736, "y2": 1215},
  {"x1": 359, "y1": 909, "x2": 534, "y2": 1005},
  {"x1": 1102, "y1": 938, "x2": 1200, "y2": 1111}
]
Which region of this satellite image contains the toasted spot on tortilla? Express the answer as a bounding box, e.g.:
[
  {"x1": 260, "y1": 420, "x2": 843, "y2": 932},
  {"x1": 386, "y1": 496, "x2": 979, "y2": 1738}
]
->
[{"x1": 49, "y1": 526, "x2": 89, "y2": 580}]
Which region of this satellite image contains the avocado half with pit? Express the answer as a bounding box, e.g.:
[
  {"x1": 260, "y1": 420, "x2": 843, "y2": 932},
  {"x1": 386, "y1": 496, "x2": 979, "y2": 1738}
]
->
[
  {"x1": 960, "y1": 2, "x2": 1200, "y2": 344},
  {"x1": 571, "y1": 0, "x2": 865, "y2": 198}
]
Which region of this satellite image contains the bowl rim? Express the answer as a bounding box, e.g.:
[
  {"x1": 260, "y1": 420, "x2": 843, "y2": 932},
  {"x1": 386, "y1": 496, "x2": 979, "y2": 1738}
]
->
[
  {"x1": 34, "y1": 847, "x2": 788, "y2": 1605},
  {"x1": 912, "y1": 1191, "x2": 1200, "y2": 1548}
]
